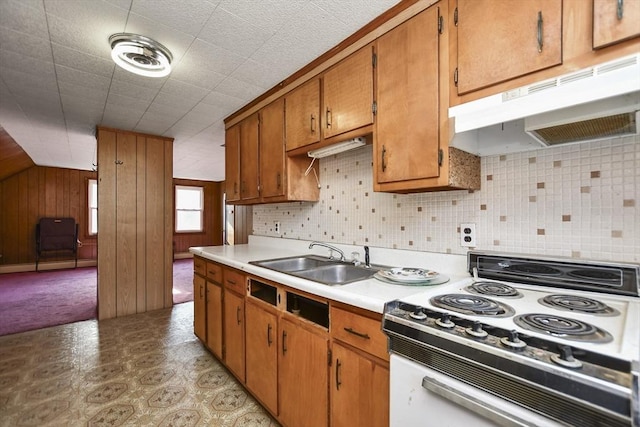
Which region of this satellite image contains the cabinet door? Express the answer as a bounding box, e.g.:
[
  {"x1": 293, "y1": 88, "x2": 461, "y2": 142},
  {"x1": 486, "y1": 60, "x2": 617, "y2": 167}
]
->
[
  {"x1": 279, "y1": 317, "x2": 328, "y2": 427},
  {"x1": 375, "y1": 6, "x2": 440, "y2": 185},
  {"x1": 206, "y1": 281, "x2": 223, "y2": 359},
  {"x1": 323, "y1": 46, "x2": 374, "y2": 139},
  {"x1": 245, "y1": 300, "x2": 278, "y2": 414},
  {"x1": 193, "y1": 275, "x2": 206, "y2": 341},
  {"x1": 224, "y1": 290, "x2": 245, "y2": 382},
  {"x1": 260, "y1": 98, "x2": 286, "y2": 199},
  {"x1": 239, "y1": 113, "x2": 260, "y2": 201},
  {"x1": 285, "y1": 78, "x2": 321, "y2": 150},
  {"x1": 331, "y1": 342, "x2": 389, "y2": 427},
  {"x1": 457, "y1": 0, "x2": 562, "y2": 94},
  {"x1": 593, "y1": 0, "x2": 640, "y2": 49},
  {"x1": 225, "y1": 124, "x2": 240, "y2": 202}
]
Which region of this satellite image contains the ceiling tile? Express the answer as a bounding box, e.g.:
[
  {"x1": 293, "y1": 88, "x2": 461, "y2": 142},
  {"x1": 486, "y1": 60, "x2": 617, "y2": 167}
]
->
[
  {"x1": 198, "y1": 8, "x2": 272, "y2": 58},
  {"x1": 169, "y1": 60, "x2": 226, "y2": 90},
  {"x1": 0, "y1": 65, "x2": 58, "y2": 96},
  {"x1": 181, "y1": 39, "x2": 246, "y2": 75},
  {"x1": 200, "y1": 90, "x2": 244, "y2": 111},
  {"x1": 213, "y1": 76, "x2": 265, "y2": 101},
  {"x1": 311, "y1": 0, "x2": 400, "y2": 27},
  {"x1": 130, "y1": 0, "x2": 220, "y2": 37},
  {"x1": 231, "y1": 58, "x2": 286, "y2": 90},
  {"x1": 107, "y1": 79, "x2": 159, "y2": 103},
  {"x1": 55, "y1": 65, "x2": 112, "y2": 92},
  {"x1": 52, "y1": 43, "x2": 115, "y2": 77},
  {"x1": 218, "y1": 0, "x2": 308, "y2": 34},
  {"x1": 0, "y1": 27, "x2": 53, "y2": 63},
  {"x1": 0, "y1": 0, "x2": 48, "y2": 38}
]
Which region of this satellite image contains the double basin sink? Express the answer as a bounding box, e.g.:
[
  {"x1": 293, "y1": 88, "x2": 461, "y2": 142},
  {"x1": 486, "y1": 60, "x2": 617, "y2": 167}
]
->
[{"x1": 250, "y1": 255, "x2": 380, "y2": 286}]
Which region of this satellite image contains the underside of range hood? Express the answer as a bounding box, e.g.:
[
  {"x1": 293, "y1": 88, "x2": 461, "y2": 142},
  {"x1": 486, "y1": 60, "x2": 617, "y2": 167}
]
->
[
  {"x1": 524, "y1": 94, "x2": 640, "y2": 146},
  {"x1": 449, "y1": 54, "x2": 640, "y2": 151}
]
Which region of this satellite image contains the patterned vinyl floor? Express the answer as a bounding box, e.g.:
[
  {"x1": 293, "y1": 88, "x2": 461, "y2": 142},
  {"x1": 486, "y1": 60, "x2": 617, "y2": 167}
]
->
[{"x1": 0, "y1": 302, "x2": 279, "y2": 427}]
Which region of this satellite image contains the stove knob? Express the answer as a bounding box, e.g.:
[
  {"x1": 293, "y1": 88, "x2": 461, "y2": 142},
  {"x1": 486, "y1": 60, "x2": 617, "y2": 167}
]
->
[
  {"x1": 409, "y1": 307, "x2": 427, "y2": 320},
  {"x1": 500, "y1": 330, "x2": 527, "y2": 349},
  {"x1": 436, "y1": 313, "x2": 455, "y2": 328},
  {"x1": 466, "y1": 321, "x2": 488, "y2": 338},
  {"x1": 551, "y1": 345, "x2": 583, "y2": 369}
]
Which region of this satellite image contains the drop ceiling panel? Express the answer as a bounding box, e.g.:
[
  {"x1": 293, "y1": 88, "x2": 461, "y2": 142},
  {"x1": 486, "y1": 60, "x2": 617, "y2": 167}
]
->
[{"x1": 0, "y1": 0, "x2": 402, "y2": 180}]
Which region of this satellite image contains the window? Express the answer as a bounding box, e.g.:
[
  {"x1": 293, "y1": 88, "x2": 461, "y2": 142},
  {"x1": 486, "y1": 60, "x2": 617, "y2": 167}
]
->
[
  {"x1": 175, "y1": 185, "x2": 204, "y2": 232},
  {"x1": 88, "y1": 179, "x2": 98, "y2": 235}
]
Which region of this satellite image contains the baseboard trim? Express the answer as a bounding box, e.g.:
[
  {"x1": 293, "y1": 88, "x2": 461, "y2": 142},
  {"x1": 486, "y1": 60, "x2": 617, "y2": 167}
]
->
[
  {"x1": 0, "y1": 260, "x2": 97, "y2": 274},
  {"x1": 174, "y1": 252, "x2": 193, "y2": 260}
]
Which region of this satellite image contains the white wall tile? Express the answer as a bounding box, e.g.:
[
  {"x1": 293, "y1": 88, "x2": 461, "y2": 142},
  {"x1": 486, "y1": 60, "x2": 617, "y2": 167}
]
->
[{"x1": 253, "y1": 137, "x2": 640, "y2": 263}]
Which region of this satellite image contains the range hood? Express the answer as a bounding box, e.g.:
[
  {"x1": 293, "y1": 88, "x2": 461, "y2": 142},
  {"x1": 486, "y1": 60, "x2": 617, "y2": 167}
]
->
[{"x1": 449, "y1": 54, "x2": 640, "y2": 155}]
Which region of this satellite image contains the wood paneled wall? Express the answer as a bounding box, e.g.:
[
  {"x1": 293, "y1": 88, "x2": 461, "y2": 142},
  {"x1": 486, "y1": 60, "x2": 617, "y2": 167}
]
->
[
  {"x1": 0, "y1": 165, "x2": 97, "y2": 265},
  {"x1": 173, "y1": 178, "x2": 224, "y2": 254}
]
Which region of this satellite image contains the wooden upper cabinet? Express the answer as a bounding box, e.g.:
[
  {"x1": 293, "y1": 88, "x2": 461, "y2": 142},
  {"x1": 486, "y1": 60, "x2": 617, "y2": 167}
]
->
[
  {"x1": 260, "y1": 98, "x2": 286, "y2": 199},
  {"x1": 239, "y1": 113, "x2": 260, "y2": 202},
  {"x1": 225, "y1": 124, "x2": 240, "y2": 202},
  {"x1": 593, "y1": 0, "x2": 640, "y2": 49},
  {"x1": 285, "y1": 78, "x2": 321, "y2": 151},
  {"x1": 322, "y1": 45, "x2": 375, "y2": 139},
  {"x1": 456, "y1": 0, "x2": 563, "y2": 94},
  {"x1": 375, "y1": 6, "x2": 441, "y2": 186}
]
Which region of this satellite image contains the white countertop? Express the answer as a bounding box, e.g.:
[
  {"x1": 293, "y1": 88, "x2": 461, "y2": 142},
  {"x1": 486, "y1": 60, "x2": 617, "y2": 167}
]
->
[{"x1": 189, "y1": 236, "x2": 471, "y2": 313}]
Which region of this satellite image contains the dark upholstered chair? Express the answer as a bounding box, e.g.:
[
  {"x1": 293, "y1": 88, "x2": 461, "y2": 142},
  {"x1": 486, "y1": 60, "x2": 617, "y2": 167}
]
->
[{"x1": 35, "y1": 218, "x2": 78, "y2": 271}]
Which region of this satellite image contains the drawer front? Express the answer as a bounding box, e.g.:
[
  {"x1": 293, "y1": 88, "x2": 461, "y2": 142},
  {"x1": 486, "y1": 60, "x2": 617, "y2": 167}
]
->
[
  {"x1": 194, "y1": 257, "x2": 206, "y2": 276},
  {"x1": 224, "y1": 268, "x2": 246, "y2": 295},
  {"x1": 331, "y1": 306, "x2": 388, "y2": 361},
  {"x1": 206, "y1": 262, "x2": 223, "y2": 284}
]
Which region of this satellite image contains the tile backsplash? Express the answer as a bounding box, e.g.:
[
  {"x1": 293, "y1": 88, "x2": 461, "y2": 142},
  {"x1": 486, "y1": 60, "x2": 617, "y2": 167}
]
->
[{"x1": 253, "y1": 136, "x2": 639, "y2": 263}]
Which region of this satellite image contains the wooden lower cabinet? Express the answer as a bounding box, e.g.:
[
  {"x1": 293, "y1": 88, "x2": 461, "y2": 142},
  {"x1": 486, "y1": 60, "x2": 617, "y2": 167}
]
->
[
  {"x1": 245, "y1": 299, "x2": 278, "y2": 415},
  {"x1": 205, "y1": 281, "x2": 223, "y2": 359},
  {"x1": 193, "y1": 275, "x2": 206, "y2": 341},
  {"x1": 224, "y1": 290, "x2": 245, "y2": 382},
  {"x1": 330, "y1": 342, "x2": 389, "y2": 427},
  {"x1": 279, "y1": 317, "x2": 329, "y2": 427}
]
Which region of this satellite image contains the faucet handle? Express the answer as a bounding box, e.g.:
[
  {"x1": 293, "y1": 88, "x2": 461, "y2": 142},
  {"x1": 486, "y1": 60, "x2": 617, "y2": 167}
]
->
[
  {"x1": 364, "y1": 246, "x2": 370, "y2": 268},
  {"x1": 351, "y1": 252, "x2": 361, "y2": 266}
]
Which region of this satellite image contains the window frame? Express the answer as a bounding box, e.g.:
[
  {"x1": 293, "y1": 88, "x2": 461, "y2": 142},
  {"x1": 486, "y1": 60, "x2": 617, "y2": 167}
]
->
[
  {"x1": 88, "y1": 178, "x2": 98, "y2": 236},
  {"x1": 175, "y1": 185, "x2": 204, "y2": 233}
]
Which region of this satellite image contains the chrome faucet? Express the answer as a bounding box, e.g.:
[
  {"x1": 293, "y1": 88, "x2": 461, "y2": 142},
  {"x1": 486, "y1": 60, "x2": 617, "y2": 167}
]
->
[{"x1": 309, "y1": 241, "x2": 346, "y2": 262}]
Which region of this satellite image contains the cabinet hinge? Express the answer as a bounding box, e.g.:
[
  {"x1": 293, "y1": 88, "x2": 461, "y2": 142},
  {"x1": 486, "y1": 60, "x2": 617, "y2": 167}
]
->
[
  {"x1": 454, "y1": 68, "x2": 459, "y2": 87},
  {"x1": 454, "y1": 7, "x2": 458, "y2": 26},
  {"x1": 372, "y1": 52, "x2": 377, "y2": 68},
  {"x1": 328, "y1": 349, "x2": 332, "y2": 367},
  {"x1": 438, "y1": 13, "x2": 443, "y2": 34},
  {"x1": 372, "y1": 101, "x2": 377, "y2": 116},
  {"x1": 438, "y1": 149, "x2": 444, "y2": 167}
]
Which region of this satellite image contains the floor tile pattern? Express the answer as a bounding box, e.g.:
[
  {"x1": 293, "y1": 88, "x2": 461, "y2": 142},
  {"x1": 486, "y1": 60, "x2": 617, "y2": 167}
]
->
[{"x1": 0, "y1": 303, "x2": 279, "y2": 427}]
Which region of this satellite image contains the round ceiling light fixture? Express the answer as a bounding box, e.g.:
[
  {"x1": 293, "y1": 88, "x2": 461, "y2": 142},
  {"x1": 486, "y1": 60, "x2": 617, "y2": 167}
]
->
[{"x1": 109, "y1": 33, "x2": 173, "y2": 78}]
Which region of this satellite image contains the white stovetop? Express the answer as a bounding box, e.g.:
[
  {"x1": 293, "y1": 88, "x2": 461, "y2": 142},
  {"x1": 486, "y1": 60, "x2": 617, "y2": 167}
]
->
[{"x1": 189, "y1": 236, "x2": 470, "y2": 313}]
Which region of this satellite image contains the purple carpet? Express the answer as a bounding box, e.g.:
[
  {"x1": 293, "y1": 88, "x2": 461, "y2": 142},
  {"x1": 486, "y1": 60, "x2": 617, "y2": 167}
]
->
[{"x1": 0, "y1": 259, "x2": 194, "y2": 336}]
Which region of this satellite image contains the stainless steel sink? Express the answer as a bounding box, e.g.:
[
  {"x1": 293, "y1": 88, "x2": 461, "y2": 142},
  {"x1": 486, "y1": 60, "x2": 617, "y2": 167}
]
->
[
  {"x1": 293, "y1": 264, "x2": 375, "y2": 285},
  {"x1": 250, "y1": 255, "x2": 338, "y2": 272},
  {"x1": 249, "y1": 255, "x2": 378, "y2": 285}
]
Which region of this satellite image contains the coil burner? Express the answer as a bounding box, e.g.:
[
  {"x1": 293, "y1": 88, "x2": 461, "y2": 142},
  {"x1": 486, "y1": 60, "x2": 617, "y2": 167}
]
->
[
  {"x1": 540, "y1": 294, "x2": 620, "y2": 316},
  {"x1": 466, "y1": 281, "x2": 522, "y2": 298},
  {"x1": 430, "y1": 294, "x2": 515, "y2": 317},
  {"x1": 514, "y1": 313, "x2": 613, "y2": 343}
]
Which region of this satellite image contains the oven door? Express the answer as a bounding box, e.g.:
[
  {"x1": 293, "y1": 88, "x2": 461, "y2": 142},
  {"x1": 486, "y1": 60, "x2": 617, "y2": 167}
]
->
[{"x1": 390, "y1": 354, "x2": 564, "y2": 427}]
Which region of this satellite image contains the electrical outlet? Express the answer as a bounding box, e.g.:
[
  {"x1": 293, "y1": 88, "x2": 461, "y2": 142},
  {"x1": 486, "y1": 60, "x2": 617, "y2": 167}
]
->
[
  {"x1": 274, "y1": 221, "x2": 281, "y2": 234},
  {"x1": 460, "y1": 223, "x2": 476, "y2": 247}
]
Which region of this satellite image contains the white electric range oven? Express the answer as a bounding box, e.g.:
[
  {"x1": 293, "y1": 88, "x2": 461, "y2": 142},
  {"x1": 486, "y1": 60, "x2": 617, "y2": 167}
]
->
[{"x1": 383, "y1": 251, "x2": 640, "y2": 427}]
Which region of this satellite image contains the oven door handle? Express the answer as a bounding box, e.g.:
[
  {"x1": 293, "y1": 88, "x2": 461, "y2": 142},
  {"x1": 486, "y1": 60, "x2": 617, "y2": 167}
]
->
[{"x1": 421, "y1": 375, "x2": 536, "y2": 427}]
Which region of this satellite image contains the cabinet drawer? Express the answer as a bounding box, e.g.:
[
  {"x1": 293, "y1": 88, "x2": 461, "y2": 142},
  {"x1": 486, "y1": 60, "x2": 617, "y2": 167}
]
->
[
  {"x1": 206, "y1": 262, "x2": 223, "y2": 284},
  {"x1": 331, "y1": 306, "x2": 388, "y2": 361},
  {"x1": 224, "y1": 268, "x2": 246, "y2": 295},
  {"x1": 194, "y1": 257, "x2": 206, "y2": 276}
]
